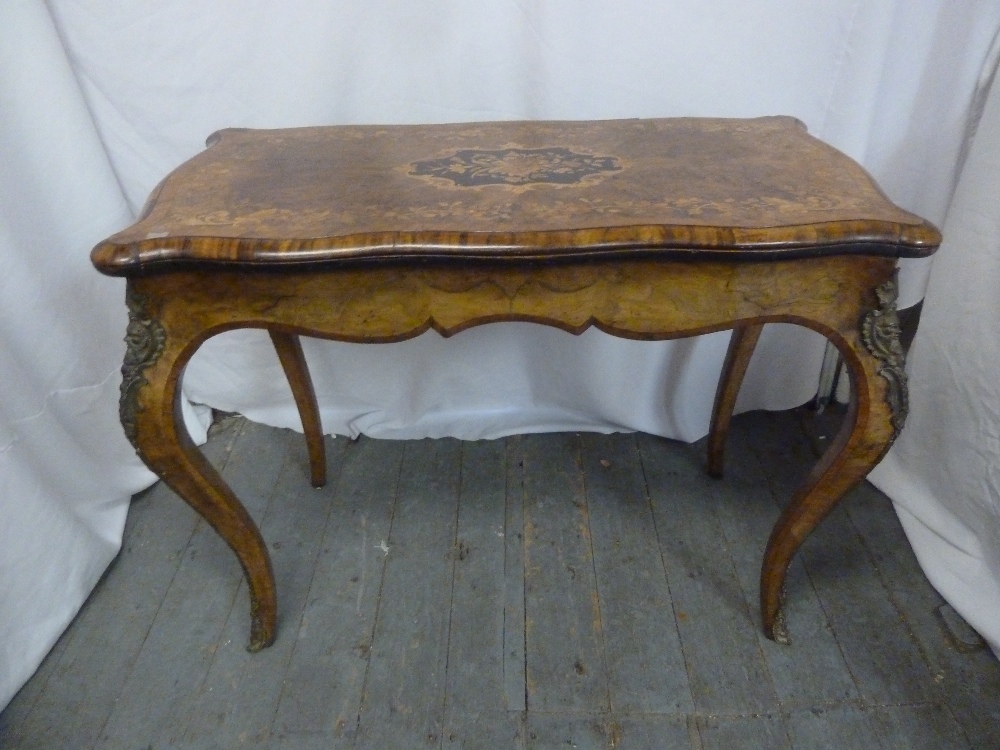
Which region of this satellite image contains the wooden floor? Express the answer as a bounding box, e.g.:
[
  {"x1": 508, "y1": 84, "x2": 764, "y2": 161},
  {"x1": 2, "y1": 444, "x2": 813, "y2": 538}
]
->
[{"x1": 2, "y1": 409, "x2": 998, "y2": 749}]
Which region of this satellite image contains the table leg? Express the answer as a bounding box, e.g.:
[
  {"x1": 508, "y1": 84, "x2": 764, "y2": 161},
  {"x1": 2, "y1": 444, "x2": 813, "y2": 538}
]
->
[
  {"x1": 269, "y1": 331, "x2": 326, "y2": 488},
  {"x1": 760, "y1": 275, "x2": 906, "y2": 643},
  {"x1": 707, "y1": 323, "x2": 764, "y2": 478},
  {"x1": 121, "y1": 287, "x2": 278, "y2": 651}
]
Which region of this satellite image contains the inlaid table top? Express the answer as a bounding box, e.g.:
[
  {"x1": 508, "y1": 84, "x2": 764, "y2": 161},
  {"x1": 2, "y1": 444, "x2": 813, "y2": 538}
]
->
[{"x1": 91, "y1": 116, "x2": 939, "y2": 275}]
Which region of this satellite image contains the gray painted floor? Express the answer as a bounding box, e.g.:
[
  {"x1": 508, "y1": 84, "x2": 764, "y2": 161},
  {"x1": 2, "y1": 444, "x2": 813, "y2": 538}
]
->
[{"x1": 2, "y1": 409, "x2": 998, "y2": 749}]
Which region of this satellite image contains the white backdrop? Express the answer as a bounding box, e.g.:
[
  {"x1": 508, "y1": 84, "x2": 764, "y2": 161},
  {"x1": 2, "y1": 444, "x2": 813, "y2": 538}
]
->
[
  {"x1": 2, "y1": 0, "x2": 999, "y2": 709},
  {"x1": 870, "y1": 59, "x2": 1000, "y2": 660}
]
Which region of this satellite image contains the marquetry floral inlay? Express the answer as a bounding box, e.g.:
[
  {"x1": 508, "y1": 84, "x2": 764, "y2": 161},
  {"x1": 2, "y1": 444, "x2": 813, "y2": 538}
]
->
[{"x1": 409, "y1": 147, "x2": 622, "y2": 187}]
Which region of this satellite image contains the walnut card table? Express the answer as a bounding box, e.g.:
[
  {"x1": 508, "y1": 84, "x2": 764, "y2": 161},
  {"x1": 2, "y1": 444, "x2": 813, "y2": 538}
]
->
[{"x1": 91, "y1": 117, "x2": 940, "y2": 652}]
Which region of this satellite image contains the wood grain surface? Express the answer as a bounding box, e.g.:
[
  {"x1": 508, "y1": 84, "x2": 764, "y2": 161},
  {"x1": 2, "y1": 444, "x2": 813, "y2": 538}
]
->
[
  {"x1": 9, "y1": 415, "x2": 997, "y2": 749},
  {"x1": 89, "y1": 116, "x2": 943, "y2": 656},
  {"x1": 91, "y1": 117, "x2": 940, "y2": 275}
]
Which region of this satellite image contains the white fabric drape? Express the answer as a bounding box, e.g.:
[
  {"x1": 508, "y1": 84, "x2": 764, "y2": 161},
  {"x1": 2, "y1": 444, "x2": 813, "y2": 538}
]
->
[
  {"x1": 1, "y1": 0, "x2": 152, "y2": 712},
  {"x1": 869, "y1": 53, "x2": 1000, "y2": 658},
  {"x1": 2, "y1": 0, "x2": 999, "y2": 709}
]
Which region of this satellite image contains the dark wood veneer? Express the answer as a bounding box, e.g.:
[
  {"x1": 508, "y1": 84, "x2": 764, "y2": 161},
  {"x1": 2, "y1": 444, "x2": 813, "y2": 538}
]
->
[{"x1": 92, "y1": 117, "x2": 940, "y2": 653}]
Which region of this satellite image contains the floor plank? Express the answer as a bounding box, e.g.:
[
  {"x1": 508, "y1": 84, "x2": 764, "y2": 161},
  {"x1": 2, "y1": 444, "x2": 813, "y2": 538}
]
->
[
  {"x1": 803, "y1": 506, "x2": 939, "y2": 705},
  {"x1": 784, "y1": 704, "x2": 881, "y2": 750},
  {"x1": 179, "y1": 434, "x2": 350, "y2": 748},
  {"x1": 0, "y1": 624, "x2": 69, "y2": 749},
  {"x1": 0, "y1": 416, "x2": 241, "y2": 750},
  {"x1": 870, "y1": 703, "x2": 972, "y2": 750},
  {"x1": 637, "y1": 432, "x2": 778, "y2": 715},
  {"x1": 520, "y1": 433, "x2": 609, "y2": 713},
  {"x1": 353, "y1": 438, "x2": 463, "y2": 749},
  {"x1": 441, "y1": 710, "x2": 526, "y2": 750},
  {"x1": 844, "y1": 480, "x2": 1000, "y2": 747},
  {"x1": 579, "y1": 432, "x2": 693, "y2": 714},
  {"x1": 271, "y1": 435, "x2": 403, "y2": 740},
  {"x1": 524, "y1": 714, "x2": 615, "y2": 750},
  {"x1": 749, "y1": 411, "x2": 939, "y2": 706},
  {"x1": 697, "y1": 713, "x2": 791, "y2": 750},
  {"x1": 95, "y1": 419, "x2": 293, "y2": 750},
  {"x1": 443, "y1": 438, "x2": 521, "y2": 745},
  {"x1": 4, "y1": 410, "x2": 1000, "y2": 750},
  {"x1": 503, "y1": 435, "x2": 528, "y2": 714},
  {"x1": 614, "y1": 715, "x2": 697, "y2": 749},
  {"x1": 524, "y1": 713, "x2": 695, "y2": 750},
  {"x1": 720, "y1": 417, "x2": 859, "y2": 706}
]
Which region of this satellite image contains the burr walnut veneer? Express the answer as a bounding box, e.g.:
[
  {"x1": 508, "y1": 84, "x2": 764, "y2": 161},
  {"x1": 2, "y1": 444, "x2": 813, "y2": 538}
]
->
[{"x1": 92, "y1": 117, "x2": 940, "y2": 651}]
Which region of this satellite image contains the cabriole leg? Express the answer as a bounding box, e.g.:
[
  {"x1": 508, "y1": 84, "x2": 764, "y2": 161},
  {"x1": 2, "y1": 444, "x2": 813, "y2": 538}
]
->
[
  {"x1": 269, "y1": 330, "x2": 326, "y2": 488},
  {"x1": 121, "y1": 284, "x2": 277, "y2": 651},
  {"x1": 707, "y1": 323, "x2": 764, "y2": 478},
  {"x1": 760, "y1": 274, "x2": 907, "y2": 643}
]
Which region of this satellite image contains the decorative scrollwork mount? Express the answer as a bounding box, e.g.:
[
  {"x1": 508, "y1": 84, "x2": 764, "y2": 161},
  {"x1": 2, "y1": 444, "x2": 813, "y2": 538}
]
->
[
  {"x1": 861, "y1": 272, "x2": 908, "y2": 439},
  {"x1": 120, "y1": 286, "x2": 166, "y2": 448}
]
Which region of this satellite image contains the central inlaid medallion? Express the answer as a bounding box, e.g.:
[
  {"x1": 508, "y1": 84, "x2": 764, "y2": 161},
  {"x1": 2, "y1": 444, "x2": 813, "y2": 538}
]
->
[{"x1": 409, "y1": 146, "x2": 622, "y2": 187}]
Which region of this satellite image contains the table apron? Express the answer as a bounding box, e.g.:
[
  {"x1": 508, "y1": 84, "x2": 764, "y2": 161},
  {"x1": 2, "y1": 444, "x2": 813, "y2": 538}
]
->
[{"x1": 129, "y1": 255, "x2": 895, "y2": 347}]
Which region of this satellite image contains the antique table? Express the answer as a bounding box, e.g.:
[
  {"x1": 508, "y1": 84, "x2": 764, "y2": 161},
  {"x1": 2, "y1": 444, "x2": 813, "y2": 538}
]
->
[{"x1": 91, "y1": 117, "x2": 940, "y2": 651}]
